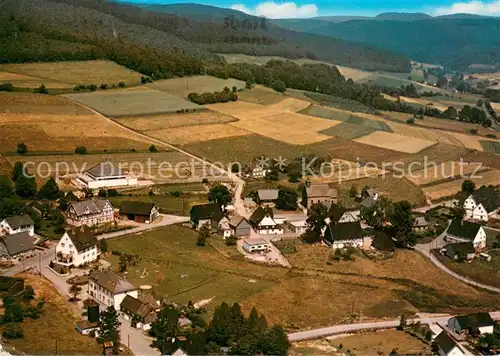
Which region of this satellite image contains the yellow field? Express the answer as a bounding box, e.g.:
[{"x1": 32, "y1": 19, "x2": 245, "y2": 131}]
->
[
  {"x1": 144, "y1": 124, "x2": 251, "y2": 145},
  {"x1": 115, "y1": 111, "x2": 236, "y2": 130},
  {"x1": 0, "y1": 93, "x2": 155, "y2": 152},
  {"x1": 238, "y1": 85, "x2": 286, "y2": 105},
  {"x1": 407, "y1": 161, "x2": 486, "y2": 186},
  {"x1": 207, "y1": 100, "x2": 339, "y2": 145},
  {"x1": 384, "y1": 121, "x2": 465, "y2": 146},
  {"x1": 0, "y1": 60, "x2": 143, "y2": 86},
  {"x1": 399, "y1": 96, "x2": 449, "y2": 111},
  {"x1": 354, "y1": 131, "x2": 435, "y2": 153},
  {"x1": 422, "y1": 169, "x2": 500, "y2": 200},
  {"x1": 147, "y1": 75, "x2": 245, "y2": 97},
  {"x1": 0, "y1": 71, "x2": 71, "y2": 89}
]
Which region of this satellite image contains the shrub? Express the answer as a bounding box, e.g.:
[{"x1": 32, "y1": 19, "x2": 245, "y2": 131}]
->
[
  {"x1": 271, "y1": 79, "x2": 286, "y2": 93},
  {"x1": 100, "y1": 84, "x2": 108, "y2": 90},
  {"x1": 98, "y1": 189, "x2": 107, "y2": 197},
  {"x1": 107, "y1": 189, "x2": 119, "y2": 197},
  {"x1": 111, "y1": 250, "x2": 122, "y2": 256},
  {"x1": 118, "y1": 82, "x2": 126, "y2": 88},
  {"x1": 225, "y1": 235, "x2": 237, "y2": 246},
  {"x1": 2, "y1": 323, "x2": 24, "y2": 339},
  {"x1": 169, "y1": 191, "x2": 182, "y2": 197},
  {"x1": 75, "y1": 146, "x2": 88, "y2": 155},
  {"x1": 16, "y1": 142, "x2": 27, "y2": 155},
  {"x1": 87, "y1": 84, "x2": 97, "y2": 92},
  {"x1": 149, "y1": 144, "x2": 158, "y2": 153},
  {"x1": 34, "y1": 84, "x2": 48, "y2": 94},
  {"x1": 0, "y1": 83, "x2": 15, "y2": 92},
  {"x1": 486, "y1": 133, "x2": 496, "y2": 139},
  {"x1": 407, "y1": 117, "x2": 415, "y2": 124},
  {"x1": 469, "y1": 128, "x2": 478, "y2": 135},
  {"x1": 202, "y1": 178, "x2": 209, "y2": 184}
]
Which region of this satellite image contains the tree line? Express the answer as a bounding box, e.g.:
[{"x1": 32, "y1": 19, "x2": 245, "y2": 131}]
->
[{"x1": 188, "y1": 87, "x2": 238, "y2": 105}]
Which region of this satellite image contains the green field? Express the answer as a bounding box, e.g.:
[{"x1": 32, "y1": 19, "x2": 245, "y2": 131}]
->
[
  {"x1": 108, "y1": 194, "x2": 208, "y2": 215},
  {"x1": 303, "y1": 92, "x2": 379, "y2": 115},
  {"x1": 320, "y1": 123, "x2": 376, "y2": 139},
  {"x1": 147, "y1": 75, "x2": 245, "y2": 98},
  {"x1": 156, "y1": 183, "x2": 207, "y2": 193},
  {"x1": 238, "y1": 86, "x2": 286, "y2": 105},
  {"x1": 106, "y1": 226, "x2": 284, "y2": 309},
  {"x1": 63, "y1": 89, "x2": 201, "y2": 117},
  {"x1": 480, "y1": 140, "x2": 500, "y2": 154}
]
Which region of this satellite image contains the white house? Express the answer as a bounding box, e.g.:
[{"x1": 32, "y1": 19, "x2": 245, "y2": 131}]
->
[
  {"x1": 77, "y1": 161, "x2": 137, "y2": 190},
  {"x1": 0, "y1": 215, "x2": 34, "y2": 237},
  {"x1": 89, "y1": 269, "x2": 138, "y2": 310},
  {"x1": 242, "y1": 238, "x2": 270, "y2": 253},
  {"x1": 447, "y1": 312, "x2": 495, "y2": 336},
  {"x1": 323, "y1": 221, "x2": 370, "y2": 249},
  {"x1": 446, "y1": 219, "x2": 487, "y2": 249},
  {"x1": 55, "y1": 225, "x2": 99, "y2": 267},
  {"x1": 218, "y1": 217, "x2": 232, "y2": 239},
  {"x1": 288, "y1": 220, "x2": 308, "y2": 235},
  {"x1": 463, "y1": 186, "x2": 500, "y2": 222},
  {"x1": 66, "y1": 199, "x2": 114, "y2": 227},
  {"x1": 434, "y1": 332, "x2": 465, "y2": 356},
  {"x1": 249, "y1": 207, "x2": 283, "y2": 235}
]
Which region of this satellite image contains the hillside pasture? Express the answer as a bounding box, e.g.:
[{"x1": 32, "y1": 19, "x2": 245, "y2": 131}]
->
[
  {"x1": 64, "y1": 89, "x2": 200, "y2": 117},
  {"x1": 238, "y1": 85, "x2": 285, "y2": 105},
  {"x1": 147, "y1": 75, "x2": 245, "y2": 97},
  {"x1": 481, "y1": 140, "x2": 500, "y2": 154},
  {"x1": 115, "y1": 111, "x2": 237, "y2": 130},
  {"x1": 354, "y1": 131, "x2": 436, "y2": 153},
  {"x1": 407, "y1": 161, "x2": 487, "y2": 186},
  {"x1": 0, "y1": 71, "x2": 70, "y2": 89},
  {"x1": 0, "y1": 60, "x2": 143, "y2": 86},
  {"x1": 144, "y1": 124, "x2": 252, "y2": 145},
  {"x1": 0, "y1": 93, "x2": 154, "y2": 152},
  {"x1": 422, "y1": 169, "x2": 500, "y2": 200},
  {"x1": 320, "y1": 123, "x2": 376, "y2": 139}
]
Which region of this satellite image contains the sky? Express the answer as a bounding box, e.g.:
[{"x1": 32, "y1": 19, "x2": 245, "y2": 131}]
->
[{"x1": 126, "y1": 0, "x2": 500, "y2": 18}]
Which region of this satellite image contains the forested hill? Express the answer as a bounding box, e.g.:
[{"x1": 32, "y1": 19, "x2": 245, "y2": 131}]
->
[
  {"x1": 274, "y1": 17, "x2": 500, "y2": 70},
  {"x1": 0, "y1": 0, "x2": 410, "y2": 72}
]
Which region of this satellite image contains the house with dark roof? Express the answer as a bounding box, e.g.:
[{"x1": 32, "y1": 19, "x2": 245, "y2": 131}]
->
[
  {"x1": 77, "y1": 161, "x2": 138, "y2": 190},
  {"x1": 120, "y1": 294, "x2": 157, "y2": 330},
  {"x1": 256, "y1": 189, "x2": 279, "y2": 205},
  {"x1": 0, "y1": 231, "x2": 36, "y2": 260},
  {"x1": 89, "y1": 269, "x2": 138, "y2": 310},
  {"x1": 326, "y1": 204, "x2": 359, "y2": 224},
  {"x1": 446, "y1": 218, "x2": 487, "y2": 249},
  {"x1": 304, "y1": 183, "x2": 338, "y2": 208},
  {"x1": 445, "y1": 242, "x2": 475, "y2": 261},
  {"x1": 464, "y1": 186, "x2": 500, "y2": 222},
  {"x1": 434, "y1": 331, "x2": 465, "y2": 356},
  {"x1": 249, "y1": 207, "x2": 283, "y2": 235},
  {"x1": 228, "y1": 215, "x2": 252, "y2": 237},
  {"x1": 0, "y1": 215, "x2": 35, "y2": 237},
  {"x1": 323, "y1": 221, "x2": 370, "y2": 249},
  {"x1": 56, "y1": 225, "x2": 99, "y2": 267},
  {"x1": 119, "y1": 201, "x2": 159, "y2": 224},
  {"x1": 66, "y1": 199, "x2": 114, "y2": 227},
  {"x1": 447, "y1": 312, "x2": 495, "y2": 336},
  {"x1": 371, "y1": 231, "x2": 395, "y2": 252},
  {"x1": 189, "y1": 203, "x2": 224, "y2": 230}
]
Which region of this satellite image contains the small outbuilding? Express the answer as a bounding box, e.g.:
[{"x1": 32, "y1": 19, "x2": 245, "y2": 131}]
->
[
  {"x1": 119, "y1": 202, "x2": 160, "y2": 223},
  {"x1": 242, "y1": 238, "x2": 270, "y2": 253}
]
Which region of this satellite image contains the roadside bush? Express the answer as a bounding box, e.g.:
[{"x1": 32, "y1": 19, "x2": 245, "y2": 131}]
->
[
  {"x1": 118, "y1": 82, "x2": 126, "y2": 88},
  {"x1": 149, "y1": 144, "x2": 158, "y2": 153},
  {"x1": 34, "y1": 84, "x2": 48, "y2": 94},
  {"x1": 87, "y1": 84, "x2": 97, "y2": 92},
  {"x1": 0, "y1": 83, "x2": 15, "y2": 92},
  {"x1": 469, "y1": 128, "x2": 478, "y2": 135},
  {"x1": 2, "y1": 323, "x2": 24, "y2": 339},
  {"x1": 100, "y1": 84, "x2": 108, "y2": 90},
  {"x1": 75, "y1": 146, "x2": 88, "y2": 155},
  {"x1": 202, "y1": 178, "x2": 209, "y2": 184},
  {"x1": 16, "y1": 142, "x2": 27, "y2": 155}
]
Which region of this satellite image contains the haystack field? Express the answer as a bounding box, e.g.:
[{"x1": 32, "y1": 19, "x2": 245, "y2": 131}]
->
[
  {"x1": 0, "y1": 93, "x2": 154, "y2": 152},
  {"x1": 64, "y1": 89, "x2": 200, "y2": 117},
  {"x1": 238, "y1": 85, "x2": 286, "y2": 105},
  {"x1": 407, "y1": 161, "x2": 486, "y2": 186},
  {"x1": 354, "y1": 131, "x2": 436, "y2": 153},
  {"x1": 115, "y1": 111, "x2": 237, "y2": 131},
  {"x1": 144, "y1": 124, "x2": 252, "y2": 145},
  {"x1": 422, "y1": 169, "x2": 500, "y2": 200},
  {"x1": 0, "y1": 60, "x2": 143, "y2": 86},
  {"x1": 147, "y1": 75, "x2": 245, "y2": 97}
]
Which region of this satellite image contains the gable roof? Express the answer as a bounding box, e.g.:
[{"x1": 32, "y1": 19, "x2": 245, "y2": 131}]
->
[
  {"x1": 306, "y1": 184, "x2": 337, "y2": 198},
  {"x1": 90, "y1": 269, "x2": 137, "y2": 294},
  {"x1": 120, "y1": 201, "x2": 158, "y2": 216},
  {"x1": 327, "y1": 204, "x2": 347, "y2": 223},
  {"x1": 2, "y1": 232, "x2": 35, "y2": 256},
  {"x1": 257, "y1": 189, "x2": 278, "y2": 201},
  {"x1": 447, "y1": 219, "x2": 482, "y2": 240},
  {"x1": 120, "y1": 295, "x2": 155, "y2": 319},
  {"x1": 229, "y1": 215, "x2": 248, "y2": 228},
  {"x1": 86, "y1": 161, "x2": 124, "y2": 178},
  {"x1": 68, "y1": 199, "x2": 112, "y2": 217},
  {"x1": 3, "y1": 215, "x2": 34, "y2": 229},
  {"x1": 455, "y1": 312, "x2": 494, "y2": 331},
  {"x1": 324, "y1": 221, "x2": 363, "y2": 243},
  {"x1": 371, "y1": 231, "x2": 395, "y2": 252},
  {"x1": 470, "y1": 186, "x2": 500, "y2": 213},
  {"x1": 66, "y1": 225, "x2": 98, "y2": 252},
  {"x1": 446, "y1": 242, "x2": 474, "y2": 256},
  {"x1": 249, "y1": 207, "x2": 273, "y2": 226},
  {"x1": 434, "y1": 332, "x2": 459, "y2": 355},
  {"x1": 189, "y1": 203, "x2": 224, "y2": 222}
]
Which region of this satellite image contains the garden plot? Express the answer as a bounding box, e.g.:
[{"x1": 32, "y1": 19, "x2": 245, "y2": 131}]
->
[
  {"x1": 64, "y1": 89, "x2": 200, "y2": 117},
  {"x1": 354, "y1": 131, "x2": 436, "y2": 153}
]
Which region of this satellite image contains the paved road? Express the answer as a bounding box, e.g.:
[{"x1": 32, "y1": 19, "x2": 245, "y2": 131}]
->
[{"x1": 288, "y1": 311, "x2": 500, "y2": 341}]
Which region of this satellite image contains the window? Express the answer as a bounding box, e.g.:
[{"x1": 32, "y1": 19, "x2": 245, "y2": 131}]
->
[
  {"x1": 69, "y1": 244, "x2": 73, "y2": 249},
  {"x1": 61, "y1": 243, "x2": 65, "y2": 247}
]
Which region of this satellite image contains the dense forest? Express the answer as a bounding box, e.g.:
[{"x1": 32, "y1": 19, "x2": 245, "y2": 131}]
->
[{"x1": 0, "y1": 0, "x2": 410, "y2": 72}]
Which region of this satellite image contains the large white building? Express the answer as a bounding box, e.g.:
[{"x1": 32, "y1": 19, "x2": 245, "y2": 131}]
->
[
  {"x1": 55, "y1": 225, "x2": 99, "y2": 267},
  {"x1": 446, "y1": 218, "x2": 487, "y2": 249},
  {"x1": 0, "y1": 215, "x2": 34, "y2": 237},
  {"x1": 249, "y1": 207, "x2": 283, "y2": 235},
  {"x1": 89, "y1": 269, "x2": 138, "y2": 310},
  {"x1": 77, "y1": 161, "x2": 137, "y2": 190}
]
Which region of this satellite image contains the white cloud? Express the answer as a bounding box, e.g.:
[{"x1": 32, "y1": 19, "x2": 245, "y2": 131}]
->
[
  {"x1": 432, "y1": 0, "x2": 500, "y2": 16},
  {"x1": 231, "y1": 2, "x2": 318, "y2": 19}
]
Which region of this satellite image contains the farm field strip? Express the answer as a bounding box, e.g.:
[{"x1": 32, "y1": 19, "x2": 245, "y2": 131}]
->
[
  {"x1": 354, "y1": 131, "x2": 436, "y2": 153},
  {"x1": 407, "y1": 161, "x2": 487, "y2": 186},
  {"x1": 320, "y1": 122, "x2": 376, "y2": 139},
  {"x1": 0, "y1": 60, "x2": 143, "y2": 86},
  {"x1": 422, "y1": 169, "x2": 500, "y2": 200},
  {"x1": 63, "y1": 89, "x2": 201, "y2": 117},
  {"x1": 238, "y1": 85, "x2": 286, "y2": 105},
  {"x1": 481, "y1": 140, "x2": 500, "y2": 154},
  {"x1": 144, "y1": 124, "x2": 252, "y2": 145},
  {"x1": 147, "y1": 75, "x2": 245, "y2": 97},
  {"x1": 399, "y1": 96, "x2": 450, "y2": 111}
]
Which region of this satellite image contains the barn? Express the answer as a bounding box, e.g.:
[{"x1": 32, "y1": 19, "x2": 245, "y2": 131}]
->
[{"x1": 119, "y1": 201, "x2": 160, "y2": 223}]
